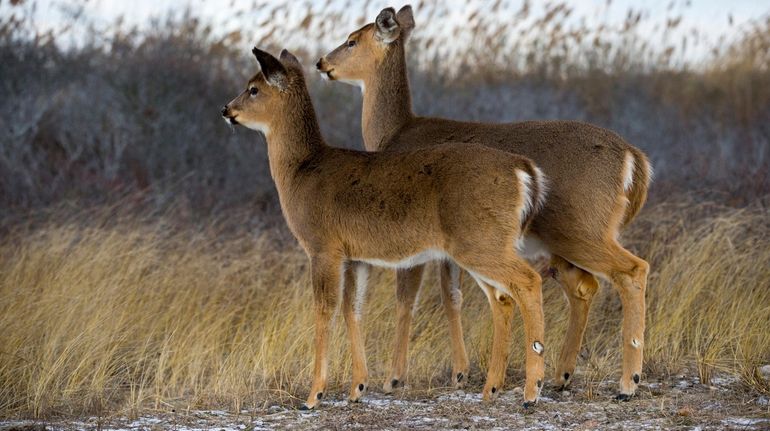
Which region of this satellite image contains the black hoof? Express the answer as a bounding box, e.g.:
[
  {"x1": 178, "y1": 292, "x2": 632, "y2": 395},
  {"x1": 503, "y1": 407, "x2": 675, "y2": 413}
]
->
[
  {"x1": 299, "y1": 404, "x2": 313, "y2": 411},
  {"x1": 615, "y1": 393, "x2": 632, "y2": 402},
  {"x1": 522, "y1": 401, "x2": 535, "y2": 409}
]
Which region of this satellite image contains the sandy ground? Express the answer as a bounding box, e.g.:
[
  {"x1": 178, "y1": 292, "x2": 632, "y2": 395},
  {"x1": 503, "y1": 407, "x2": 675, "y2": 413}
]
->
[{"x1": 2, "y1": 374, "x2": 768, "y2": 430}]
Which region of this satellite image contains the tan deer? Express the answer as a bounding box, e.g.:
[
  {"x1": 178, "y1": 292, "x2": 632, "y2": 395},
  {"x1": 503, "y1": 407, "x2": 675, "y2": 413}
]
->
[
  {"x1": 317, "y1": 5, "x2": 652, "y2": 401},
  {"x1": 223, "y1": 47, "x2": 549, "y2": 409}
]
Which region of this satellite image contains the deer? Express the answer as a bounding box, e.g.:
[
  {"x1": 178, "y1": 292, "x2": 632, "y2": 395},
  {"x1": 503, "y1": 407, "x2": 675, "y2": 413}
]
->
[
  {"x1": 222, "y1": 47, "x2": 550, "y2": 409},
  {"x1": 316, "y1": 5, "x2": 652, "y2": 402}
]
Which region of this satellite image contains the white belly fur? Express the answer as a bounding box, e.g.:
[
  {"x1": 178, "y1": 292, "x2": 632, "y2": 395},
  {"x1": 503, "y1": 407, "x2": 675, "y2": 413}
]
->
[
  {"x1": 358, "y1": 248, "x2": 448, "y2": 269},
  {"x1": 358, "y1": 235, "x2": 550, "y2": 271}
]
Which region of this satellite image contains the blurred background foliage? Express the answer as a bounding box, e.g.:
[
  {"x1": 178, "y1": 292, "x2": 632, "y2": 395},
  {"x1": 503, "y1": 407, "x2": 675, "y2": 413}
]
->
[{"x1": 1, "y1": 0, "x2": 768, "y2": 220}]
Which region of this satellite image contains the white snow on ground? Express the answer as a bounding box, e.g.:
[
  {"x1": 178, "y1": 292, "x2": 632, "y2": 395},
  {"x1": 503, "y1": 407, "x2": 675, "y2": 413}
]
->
[
  {"x1": 1, "y1": 373, "x2": 767, "y2": 430},
  {"x1": 470, "y1": 415, "x2": 495, "y2": 422},
  {"x1": 722, "y1": 417, "x2": 770, "y2": 428}
]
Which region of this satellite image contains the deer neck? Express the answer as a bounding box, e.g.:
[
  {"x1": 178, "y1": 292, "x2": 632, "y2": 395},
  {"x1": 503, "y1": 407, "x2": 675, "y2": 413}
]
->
[
  {"x1": 361, "y1": 43, "x2": 414, "y2": 151},
  {"x1": 264, "y1": 95, "x2": 326, "y2": 187}
]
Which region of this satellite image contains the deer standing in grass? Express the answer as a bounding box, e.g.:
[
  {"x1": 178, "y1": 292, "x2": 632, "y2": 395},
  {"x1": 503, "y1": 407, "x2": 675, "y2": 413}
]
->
[
  {"x1": 223, "y1": 48, "x2": 549, "y2": 409},
  {"x1": 317, "y1": 5, "x2": 652, "y2": 401}
]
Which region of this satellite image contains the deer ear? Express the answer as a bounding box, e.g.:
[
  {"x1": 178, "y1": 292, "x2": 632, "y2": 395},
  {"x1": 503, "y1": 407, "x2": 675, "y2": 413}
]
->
[
  {"x1": 375, "y1": 7, "x2": 400, "y2": 43},
  {"x1": 279, "y1": 49, "x2": 302, "y2": 70},
  {"x1": 396, "y1": 5, "x2": 415, "y2": 40},
  {"x1": 253, "y1": 47, "x2": 287, "y2": 89}
]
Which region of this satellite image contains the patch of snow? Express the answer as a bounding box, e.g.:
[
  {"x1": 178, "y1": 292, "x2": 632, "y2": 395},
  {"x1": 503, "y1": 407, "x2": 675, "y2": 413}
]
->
[
  {"x1": 758, "y1": 364, "x2": 770, "y2": 380},
  {"x1": 362, "y1": 396, "x2": 411, "y2": 407},
  {"x1": 710, "y1": 375, "x2": 739, "y2": 386},
  {"x1": 128, "y1": 416, "x2": 162, "y2": 427},
  {"x1": 437, "y1": 391, "x2": 482, "y2": 403},
  {"x1": 722, "y1": 417, "x2": 770, "y2": 428},
  {"x1": 197, "y1": 409, "x2": 228, "y2": 416}
]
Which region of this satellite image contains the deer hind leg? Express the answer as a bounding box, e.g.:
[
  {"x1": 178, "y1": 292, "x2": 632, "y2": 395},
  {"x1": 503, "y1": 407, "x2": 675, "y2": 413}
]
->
[
  {"x1": 610, "y1": 248, "x2": 649, "y2": 400},
  {"x1": 342, "y1": 262, "x2": 370, "y2": 402},
  {"x1": 468, "y1": 275, "x2": 515, "y2": 402},
  {"x1": 550, "y1": 255, "x2": 600, "y2": 391},
  {"x1": 439, "y1": 261, "x2": 470, "y2": 389},
  {"x1": 459, "y1": 253, "x2": 545, "y2": 406},
  {"x1": 302, "y1": 254, "x2": 343, "y2": 410},
  {"x1": 568, "y1": 242, "x2": 649, "y2": 400},
  {"x1": 383, "y1": 264, "x2": 425, "y2": 394}
]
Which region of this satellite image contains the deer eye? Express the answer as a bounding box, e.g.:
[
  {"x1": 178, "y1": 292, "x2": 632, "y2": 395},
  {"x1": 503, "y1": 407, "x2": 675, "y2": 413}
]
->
[
  {"x1": 249, "y1": 87, "x2": 258, "y2": 96},
  {"x1": 346, "y1": 40, "x2": 356, "y2": 48}
]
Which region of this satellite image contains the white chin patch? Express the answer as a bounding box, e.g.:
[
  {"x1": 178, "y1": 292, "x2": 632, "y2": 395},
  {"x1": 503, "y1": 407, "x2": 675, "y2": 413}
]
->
[
  {"x1": 241, "y1": 121, "x2": 270, "y2": 135},
  {"x1": 320, "y1": 72, "x2": 329, "y2": 81}
]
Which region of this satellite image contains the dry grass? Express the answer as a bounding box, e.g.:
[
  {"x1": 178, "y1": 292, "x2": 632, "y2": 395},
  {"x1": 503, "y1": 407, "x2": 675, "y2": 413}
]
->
[{"x1": 0, "y1": 201, "x2": 768, "y2": 419}]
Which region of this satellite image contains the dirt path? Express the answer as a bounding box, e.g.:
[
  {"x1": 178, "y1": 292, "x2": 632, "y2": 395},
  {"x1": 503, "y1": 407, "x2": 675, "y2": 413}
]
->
[{"x1": 3, "y1": 375, "x2": 768, "y2": 430}]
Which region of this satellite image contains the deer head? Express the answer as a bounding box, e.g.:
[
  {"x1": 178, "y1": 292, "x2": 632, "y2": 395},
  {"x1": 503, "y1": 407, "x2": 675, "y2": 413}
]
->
[{"x1": 316, "y1": 5, "x2": 414, "y2": 87}]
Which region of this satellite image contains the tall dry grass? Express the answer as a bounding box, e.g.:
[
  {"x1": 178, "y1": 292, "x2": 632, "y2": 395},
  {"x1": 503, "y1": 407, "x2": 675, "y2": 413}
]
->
[{"x1": 1, "y1": 202, "x2": 768, "y2": 418}]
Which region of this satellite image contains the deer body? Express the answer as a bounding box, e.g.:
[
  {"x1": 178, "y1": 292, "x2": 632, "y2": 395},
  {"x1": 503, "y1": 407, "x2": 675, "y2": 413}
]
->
[
  {"x1": 382, "y1": 119, "x2": 650, "y2": 253},
  {"x1": 273, "y1": 143, "x2": 538, "y2": 263},
  {"x1": 224, "y1": 48, "x2": 547, "y2": 409},
  {"x1": 317, "y1": 5, "x2": 651, "y2": 400}
]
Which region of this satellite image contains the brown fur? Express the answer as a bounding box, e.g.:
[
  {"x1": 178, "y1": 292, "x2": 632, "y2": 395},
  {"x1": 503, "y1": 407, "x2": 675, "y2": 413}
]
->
[
  {"x1": 318, "y1": 5, "x2": 652, "y2": 399},
  {"x1": 224, "y1": 48, "x2": 547, "y2": 408}
]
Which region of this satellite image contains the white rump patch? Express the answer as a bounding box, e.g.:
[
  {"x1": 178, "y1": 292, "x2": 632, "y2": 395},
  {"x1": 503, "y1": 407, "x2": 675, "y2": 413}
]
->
[
  {"x1": 645, "y1": 157, "x2": 655, "y2": 181},
  {"x1": 359, "y1": 249, "x2": 447, "y2": 270},
  {"x1": 354, "y1": 264, "x2": 370, "y2": 319},
  {"x1": 622, "y1": 152, "x2": 635, "y2": 193},
  {"x1": 533, "y1": 166, "x2": 548, "y2": 211},
  {"x1": 516, "y1": 168, "x2": 534, "y2": 222}
]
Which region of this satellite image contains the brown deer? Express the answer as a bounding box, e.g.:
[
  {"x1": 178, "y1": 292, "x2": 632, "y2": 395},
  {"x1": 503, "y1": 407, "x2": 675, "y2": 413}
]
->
[
  {"x1": 223, "y1": 47, "x2": 549, "y2": 409},
  {"x1": 317, "y1": 5, "x2": 652, "y2": 401}
]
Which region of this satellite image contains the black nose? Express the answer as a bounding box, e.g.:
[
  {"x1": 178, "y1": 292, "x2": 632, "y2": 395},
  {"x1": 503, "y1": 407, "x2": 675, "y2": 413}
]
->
[
  {"x1": 315, "y1": 59, "x2": 322, "y2": 70},
  {"x1": 221, "y1": 106, "x2": 228, "y2": 116}
]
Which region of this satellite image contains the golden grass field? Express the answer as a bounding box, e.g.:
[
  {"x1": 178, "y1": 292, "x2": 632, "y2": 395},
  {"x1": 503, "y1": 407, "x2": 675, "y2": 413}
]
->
[{"x1": 1, "y1": 200, "x2": 768, "y2": 419}]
